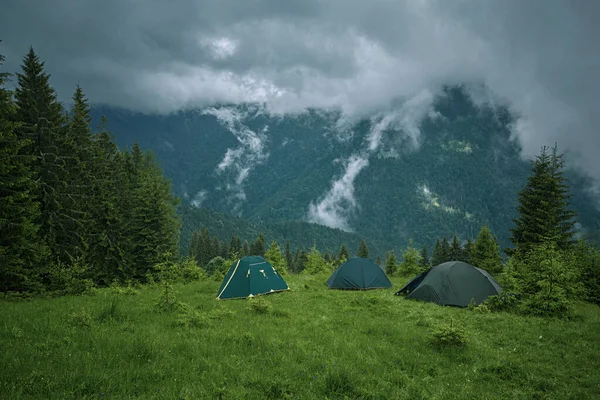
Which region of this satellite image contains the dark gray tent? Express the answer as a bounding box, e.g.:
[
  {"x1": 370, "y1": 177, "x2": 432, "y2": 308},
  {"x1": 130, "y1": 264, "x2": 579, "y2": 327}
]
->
[
  {"x1": 395, "y1": 261, "x2": 501, "y2": 307},
  {"x1": 327, "y1": 258, "x2": 392, "y2": 290}
]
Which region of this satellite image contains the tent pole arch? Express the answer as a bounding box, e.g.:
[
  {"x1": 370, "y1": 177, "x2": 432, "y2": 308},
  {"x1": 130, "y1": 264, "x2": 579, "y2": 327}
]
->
[{"x1": 216, "y1": 259, "x2": 241, "y2": 299}]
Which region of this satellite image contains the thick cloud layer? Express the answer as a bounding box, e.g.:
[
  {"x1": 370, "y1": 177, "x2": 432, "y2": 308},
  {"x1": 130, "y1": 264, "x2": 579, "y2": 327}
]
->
[{"x1": 1, "y1": 0, "x2": 599, "y2": 178}]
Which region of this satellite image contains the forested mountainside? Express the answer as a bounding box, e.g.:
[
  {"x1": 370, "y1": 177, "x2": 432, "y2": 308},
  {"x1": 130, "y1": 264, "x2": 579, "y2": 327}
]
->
[
  {"x1": 91, "y1": 86, "x2": 600, "y2": 254},
  {"x1": 178, "y1": 205, "x2": 386, "y2": 260}
]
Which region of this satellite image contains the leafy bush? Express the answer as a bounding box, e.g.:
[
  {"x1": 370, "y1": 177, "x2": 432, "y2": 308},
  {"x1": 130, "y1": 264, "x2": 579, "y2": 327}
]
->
[
  {"x1": 68, "y1": 308, "x2": 93, "y2": 328},
  {"x1": 249, "y1": 297, "x2": 271, "y2": 314},
  {"x1": 429, "y1": 318, "x2": 468, "y2": 348},
  {"x1": 180, "y1": 257, "x2": 206, "y2": 283},
  {"x1": 483, "y1": 294, "x2": 520, "y2": 312}
]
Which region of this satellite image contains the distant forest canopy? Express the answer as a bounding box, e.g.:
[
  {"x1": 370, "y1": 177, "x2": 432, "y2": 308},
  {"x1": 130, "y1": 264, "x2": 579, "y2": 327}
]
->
[{"x1": 91, "y1": 86, "x2": 600, "y2": 255}]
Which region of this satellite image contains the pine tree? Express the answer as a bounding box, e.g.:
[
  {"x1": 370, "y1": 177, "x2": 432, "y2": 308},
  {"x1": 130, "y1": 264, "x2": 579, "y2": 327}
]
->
[
  {"x1": 229, "y1": 234, "x2": 241, "y2": 255},
  {"x1": 450, "y1": 234, "x2": 462, "y2": 261},
  {"x1": 251, "y1": 232, "x2": 266, "y2": 256},
  {"x1": 357, "y1": 240, "x2": 369, "y2": 258},
  {"x1": 431, "y1": 239, "x2": 443, "y2": 266},
  {"x1": 242, "y1": 240, "x2": 250, "y2": 257},
  {"x1": 285, "y1": 240, "x2": 292, "y2": 272},
  {"x1": 14, "y1": 47, "x2": 68, "y2": 269},
  {"x1": 440, "y1": 237, "x2": 450, "y2": 263},
  {"x1": 0, "y1": 49, "x2": 45, "y2": 291},
  {"x1": 265, "y1": 241, "x2": 288, "y2": 275},
  {"x1": 420, "y1": 246, "x2": 430, "y2": 269},
  {"x1": 304, "y1": 244, "x2": 327, "y2": 274},
  {"x1": 385, "y1": 250, "x2": 397, "y2": 276},
  {"x1": 85, "y1": 117, "x2": 128, "y2": 284},
  {"x1": 510, "y1": 144, "x2": 577, "y2": 254},
  {"x1": 462, "y1": 238, "x2": 473, "y2": 263},
  {"x1": 471, "y1": 226, "x2": 503, "y2": 275},
  {"x1": 338, "y1": 244, "x2": 349, "y2": 264}
]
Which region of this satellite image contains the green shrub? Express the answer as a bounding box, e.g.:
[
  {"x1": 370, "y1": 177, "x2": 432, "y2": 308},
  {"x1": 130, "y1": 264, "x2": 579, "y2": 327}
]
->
[
  {"x1": 69, "y1": 308, "x2": 93, "y2": 328},
  {"x1": 484, "y1": 294, "x2": 520, "y2": 312},
  {"x1": 429, "y1": 318, "x2": 468, "y2": 348},
  {"x1": 176, "y1": 308, "x2": 210, "y2": 329},
  {"x1": 180, "y1": 257, "x2": 206, "y2": 283},
  {"x1": 249, "y1": 297, "x2": 271, "y2": 314}
]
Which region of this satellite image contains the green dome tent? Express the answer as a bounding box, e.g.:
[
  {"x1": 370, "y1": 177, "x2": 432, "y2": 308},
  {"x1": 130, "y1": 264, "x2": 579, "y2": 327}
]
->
[
  {"x1": 395, "y1": 261, "x2": 501, "y2": 307},
  {"x1": 327, "y1": 257, "x2": 392, "y2": 290},
  {"x1": 216, "y1": 256, "x2": 289, "y2": 300}
]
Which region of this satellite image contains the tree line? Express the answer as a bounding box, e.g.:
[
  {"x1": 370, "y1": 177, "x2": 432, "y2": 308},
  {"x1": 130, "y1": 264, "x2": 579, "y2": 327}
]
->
[{"x1": 0, "y1": 46, "x2": 180, "y2": 294}]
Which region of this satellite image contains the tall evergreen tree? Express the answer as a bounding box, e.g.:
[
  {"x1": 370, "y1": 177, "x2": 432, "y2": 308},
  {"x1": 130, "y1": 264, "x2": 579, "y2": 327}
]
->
[
  {"x1": 242, "y1": 240, "x2": 250, "y2": 257},
  {"x1": 0, "y1": 49, "x2": 45, "y2": 291},
  {"x1": 284, "y1": 240, "x2": 292, "y2": 272},
  {"x1": 385, "y1": 250, "x2": 397, "y2": 276},
  {"x1": 251, "y1": 232, "x2": 266, "y2": 256},
  {"x1": 510, "y1": 144, "x2": 577, "y2": 254},
  {"x1": 14, "y1": 47, "x2": 68, "y2": 268},
  {"x1": 450, "y1": 234, "x2": 462, "y2": 261},
  {"x1": 431, "y1": 239, "x2": 444, "y2": 266},
  {"x1": 420, "y1": 246, "x2": 430, "y2": 269},
  {"x1": 229, "y1": 234, "x2": 241, "y2": 256},
  {"x1": 264, "y1": 240, "x2": 287, "y2": 275},
  {"x1": 462, "y1": 238, "x2": 473, "y2": 263},
  {"x1": 440, "y1": 237, "x2": 450, "y2": 263},
  {"x1": 85, "y1": 116, "x2": 128, "y2": 284},
  {"x1": 338, "y1": 244, "x2": 349, "y2": 264},
  {"x1": 357, "y1": 240, "x2": 369, "y2": 258},
  {"x1": 471, "y1": 226, "x2": 503, "y2": 275}
]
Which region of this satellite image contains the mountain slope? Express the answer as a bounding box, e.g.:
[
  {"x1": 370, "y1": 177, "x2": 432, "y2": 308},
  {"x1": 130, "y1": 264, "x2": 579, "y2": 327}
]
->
[{"x1": 92, "y1": 86, "x2": 600, "y2": 254}]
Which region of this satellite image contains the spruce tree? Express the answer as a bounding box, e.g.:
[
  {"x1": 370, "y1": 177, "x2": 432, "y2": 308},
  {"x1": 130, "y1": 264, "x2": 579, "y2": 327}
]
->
[
  {"x1": 510, "y1": 144, "x2": 577, "y2": 253},
  {"x1": 242, "y1": 240, "x2": 250, "y2": 257},
  {"x1": 440, "y1": 237, "x2": 450, "y2": 263},
  {"x1": 431, "y1": 239, "x2": 443, "y2": 266},
  {"x1": 284, "y1": 240, "x2": 292, "y2": 272},
  {"x1": 462, "y1": 238, "x2": 473, "y2": 263},
  {"x1": 450, "y1": 234, "x2": 462, "y2": 261},
  {"x1": 251, "y1": 232, "x2": 266, "y2": 257},
  {"x1": 471, "y1": 226, "x2": 503, "y2": 275},
  {"x1": 420, "y1": 246, "x2": 430, "y2": 269},
  {"x1": 338, "y1": 244, "x2": 349, "y2": 264},
  {"x1": 0, "y1": 50, "x2": 45, "y2": 291},
  {"x1": 357, "y1": 240, "x2": 369, "y2": 258},
  {"x1": 265, "y1": 241, "x2": 287, "y2": 275},
  {"x1": 14, "y1": 47, "x2": 68, "y2": 269},
  {"x1": 385, "y1": 250, "x2": 397, "y2": 276}
]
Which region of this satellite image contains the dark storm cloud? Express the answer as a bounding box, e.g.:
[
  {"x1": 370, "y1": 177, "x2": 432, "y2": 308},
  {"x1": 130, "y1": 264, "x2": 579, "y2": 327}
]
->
[{"x1": 1, "y1": 0, "x2": 599, "y2": 179}]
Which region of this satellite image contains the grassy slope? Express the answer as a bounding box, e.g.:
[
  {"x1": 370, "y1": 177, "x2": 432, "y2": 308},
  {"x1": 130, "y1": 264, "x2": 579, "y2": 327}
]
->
[{"x1": 1, "y1": 276, "x2": 599, "y2": 400}]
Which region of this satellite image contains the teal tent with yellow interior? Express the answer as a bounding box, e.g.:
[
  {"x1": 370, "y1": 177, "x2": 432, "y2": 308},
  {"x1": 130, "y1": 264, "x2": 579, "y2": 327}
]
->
[{"x1": 216, "y1": 256, "x2": 289, "y2": 300}]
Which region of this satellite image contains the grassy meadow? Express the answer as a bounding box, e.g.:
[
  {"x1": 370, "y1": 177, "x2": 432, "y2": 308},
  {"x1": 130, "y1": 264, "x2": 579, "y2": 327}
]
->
[{"x1": 1, "y1": 274, "x2": 599, "y2": 400}]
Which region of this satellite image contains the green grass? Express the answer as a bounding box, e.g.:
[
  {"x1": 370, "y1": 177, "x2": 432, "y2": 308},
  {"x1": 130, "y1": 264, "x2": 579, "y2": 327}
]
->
[{"x1": 1, "y1": 275, "x2": 599, "y2": 399}]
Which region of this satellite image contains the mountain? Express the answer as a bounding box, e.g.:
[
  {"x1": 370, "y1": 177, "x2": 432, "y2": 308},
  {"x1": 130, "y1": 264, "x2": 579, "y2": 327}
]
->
[
  {"x1": 91, "y1": 86, "x2": 600, "y2": 256},
  {"x1": 178, "y1": 205, "x2": 385, "y2": 258}
]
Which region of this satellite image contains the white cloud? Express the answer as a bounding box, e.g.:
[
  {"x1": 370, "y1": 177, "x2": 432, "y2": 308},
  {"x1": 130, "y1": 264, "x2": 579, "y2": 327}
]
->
[
  {"x1": 204, "y1": 106, "x2": 269, "y2": 208},
  {"x1": 307, "y1": 155, "x2": 369, "y2": 231}
]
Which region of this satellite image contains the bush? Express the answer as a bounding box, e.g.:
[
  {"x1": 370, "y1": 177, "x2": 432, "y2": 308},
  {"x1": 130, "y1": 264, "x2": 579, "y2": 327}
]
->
[
  {"x1": 429, "y1": 318, "x2": 468, "y2": 348},
  {"x1": 180, "y1": 257, "x2": 206, "y2": 283},
  {"x1": 47, "y1": 259, "x2": 94, "y2": 296},
  {"x1": 68, "y1": 308, "x2": 93, "y2": 329},
  {"x1": 249, "y1": 297, "x2": 271, "y2": 314},
  {"x1": 483, "y1": 294, "x2": 520, "y2": 312},
  {"x1": 176, "y1": 305, "x2": 210, "y2": 329}
]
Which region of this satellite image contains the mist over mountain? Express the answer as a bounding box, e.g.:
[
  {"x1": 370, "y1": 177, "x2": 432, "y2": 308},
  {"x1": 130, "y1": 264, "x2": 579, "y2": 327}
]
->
[{"x1": 91, "y1": 86, "x2": 600, "y2": 254}]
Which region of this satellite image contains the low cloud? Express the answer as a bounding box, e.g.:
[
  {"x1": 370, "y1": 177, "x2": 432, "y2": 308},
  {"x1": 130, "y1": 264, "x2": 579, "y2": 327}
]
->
[
  {"x1": 308, "y1": 155, "x2": 369, "y2": 231},
  {"x1": 1, "y1": 0, "x2": 598, "y2": 180},
  {"x1": 203, "y1": 106, "x2": 269, "y2": 209}
]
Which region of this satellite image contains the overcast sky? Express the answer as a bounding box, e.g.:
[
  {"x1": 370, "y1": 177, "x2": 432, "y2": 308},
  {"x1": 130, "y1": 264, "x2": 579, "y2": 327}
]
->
[{"x1": 1, "y1": 0, "x2": 599, "y2": 181}]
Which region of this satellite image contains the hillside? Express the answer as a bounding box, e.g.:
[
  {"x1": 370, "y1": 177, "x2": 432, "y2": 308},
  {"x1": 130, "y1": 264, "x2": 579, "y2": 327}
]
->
[
  {"x1": 178, "y1": 205, "x2": 386, "y2": 259},
  {"x1": 92, "y1": 86, "x2": 600, "y2": 254}
]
